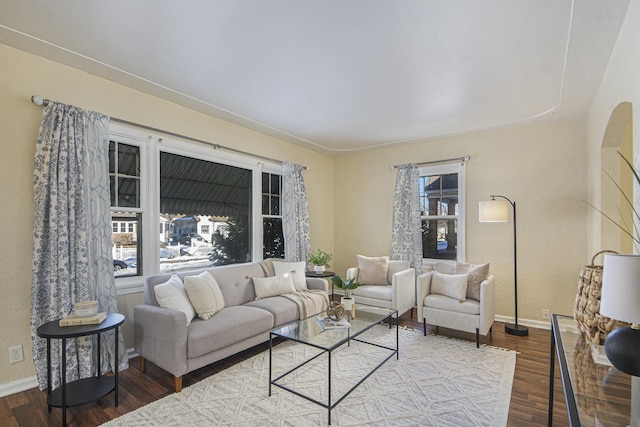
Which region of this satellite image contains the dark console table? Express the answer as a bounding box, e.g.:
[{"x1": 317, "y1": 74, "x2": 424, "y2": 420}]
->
[
  {"x1": 37, "y1": 312, "x2": 124, "y2": 426},
  {"x1": 549, "y1": 314, "x2": 635, "y2": 426}
]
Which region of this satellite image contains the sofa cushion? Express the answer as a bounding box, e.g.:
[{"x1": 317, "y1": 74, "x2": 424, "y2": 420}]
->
[
  {"x1": 187, "y1": 306, "x2": 274, "y2": 359},
  {"x1": 272, "y1": 260, "x2": 307, "y2": 291},
  {"x1": 353, "y1": 284, "x2": 393, "y2": 301},
  {"x1": 253, "y1": 275, "x2": 296, "y2": 299},
  {"x1": 154, "y1": 274, "x2": 196, "y2": 326},
  {"x1": 357, "y1": 255, "x2": 389, "y2": 285},
  {"x1": 184, "y1": 271, "x2": 225, "y2": 320},
  {"x1": 456, "y1": 262, "x2": 490, "y2": 301},
  {"x1": 424, "y1": 293, "x2": 480, "y2": 315},
  {"x1": 245, "y1": 296, "x2": 300, "y2": 326},
  {"x1": 431, "y1": 271, "x2": 468, "y2": 302},
  {"x1": 208, "y1": 262, "x2": 267, "y2": 306}
]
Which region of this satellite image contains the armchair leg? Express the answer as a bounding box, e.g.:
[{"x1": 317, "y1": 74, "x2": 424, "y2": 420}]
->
[
  {"x1": 476, "y1": 328, "x2": 480, "y2": 348},
  {"x1": 139, "y1": 356, "x2": 146, "y2": 373},
  {"x1": 174, "y1": 376, "x2": 183, "y2": 393},
  {"x1": 423, "y1": 318, "x2": 426, "y2": 336}
]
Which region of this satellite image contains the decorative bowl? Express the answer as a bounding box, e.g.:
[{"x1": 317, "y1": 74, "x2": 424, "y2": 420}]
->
[{"x1": 74, "y1": 300, "x2": 99, "y2": 317}]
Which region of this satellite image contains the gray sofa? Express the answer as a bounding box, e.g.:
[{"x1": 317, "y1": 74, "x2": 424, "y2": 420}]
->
[{"x1": 134, "y1": 261, "x2": 328, "y2": 392}]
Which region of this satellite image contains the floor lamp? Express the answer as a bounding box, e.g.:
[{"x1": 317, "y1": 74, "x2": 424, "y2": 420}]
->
[{"x1": 479, "y1": 195, "x2": 529, "y2": 337}]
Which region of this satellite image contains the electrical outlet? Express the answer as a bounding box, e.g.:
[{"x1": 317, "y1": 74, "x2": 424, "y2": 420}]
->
[
  {"x1": 9, "y1": 345, "x2": 24, "y2": 364},
  {"x1": 542, "y1": 309, "x2": 550, "y2": 320}
]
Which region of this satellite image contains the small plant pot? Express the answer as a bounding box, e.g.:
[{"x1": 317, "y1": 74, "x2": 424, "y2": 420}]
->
[
  {"x1": 341, "y1": 296, "x2": 354, "y2": 310},
  {"x1": 314, "y1": 265, "x2": 326, "y2": 273}
]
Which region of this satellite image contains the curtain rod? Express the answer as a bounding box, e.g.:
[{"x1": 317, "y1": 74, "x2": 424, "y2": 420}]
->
[
  {"x1": 31, "y1": 95, "x2": 308, "y2": 170},
  {"x1": 390, "y1": 155, "x2": 470, "y2": 169}
]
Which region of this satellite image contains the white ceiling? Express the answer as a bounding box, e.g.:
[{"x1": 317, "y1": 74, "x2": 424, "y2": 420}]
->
[{"x1": 0, "y1": 0, "x2": 630, "y2": 154}]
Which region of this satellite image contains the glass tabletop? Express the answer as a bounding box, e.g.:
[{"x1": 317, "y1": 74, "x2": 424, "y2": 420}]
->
[
  {"x1": 270, "y1": 304, "x2": 397, "y2": 351},
  {"x1": 554, "y1": 314, "x2": 634, "y2": 426}
]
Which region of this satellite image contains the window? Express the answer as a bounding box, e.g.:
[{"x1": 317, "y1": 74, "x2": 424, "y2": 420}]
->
[
  {"x1": 262, "y1": 172, "x2": 284, "y2": 259},
  {"x1": 109, "y1": 140, "x2": 143, "y2": 278},
  {"x1": 108, "y1": 124, "x2": 287, "y2": 288},
  {"x1": 419, "y1": 163, "x2": 465, "y2": 263}
]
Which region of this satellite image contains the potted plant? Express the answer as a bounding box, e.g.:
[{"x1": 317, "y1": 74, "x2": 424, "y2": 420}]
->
[
  {"x1": 308, "y1": 249, "x2": 332, "y2": 273},
  {"x1": 331, "y1": 275, "x2": 359, "y2": 311}
]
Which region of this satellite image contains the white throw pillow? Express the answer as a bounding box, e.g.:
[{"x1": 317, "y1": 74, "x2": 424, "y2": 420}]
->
[
  {"x1": 272, "y1": 260, "x2": 307, "y2": 291},
  {"x1": 253, "y1": 275, "x2": 297, "y2": 299},
  {"x1": 184, "y1": 271, "x2": 225, "y2": 320},
  {"x1": 430, "y1": 271, "x2": 469, "y2": 302},
  {"x1": 456, "y1": 262, "x2": 490, "y2": 301},
  {"x1": 154, "y1": 274, "x2": 196, "y2": 326},
  {"x1": 356, "y1": 255, "x2": 389, "y2": 285}
]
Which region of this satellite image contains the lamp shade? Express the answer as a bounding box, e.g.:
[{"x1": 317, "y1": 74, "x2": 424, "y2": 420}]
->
[
  {"x1": 479, "y1": 199, "x2": 509, "y2": 222},
  {"x1": 601, "y1": 254, "x2": 640, "y2": 325}
]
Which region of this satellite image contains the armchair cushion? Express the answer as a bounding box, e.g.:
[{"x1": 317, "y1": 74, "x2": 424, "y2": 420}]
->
[
  {"x1": 456, "y1": 262, "x2": 490, "y2": 301},
  {"x1": 430, "y1": 271, "x2": 468, "y2": 302},
  {"x1": 356, "y1": 255, "x2": 389, "y2": 285},
  {"x1": 424, "y1": 294, "x2": 480, "y2": 315}
]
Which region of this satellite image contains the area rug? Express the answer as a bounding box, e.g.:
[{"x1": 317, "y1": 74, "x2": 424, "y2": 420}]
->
[{"x1": 103, "y1": 326, "x2": 516, "y2": 426}]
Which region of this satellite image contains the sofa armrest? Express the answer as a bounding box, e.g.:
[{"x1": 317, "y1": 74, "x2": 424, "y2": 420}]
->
[
  {"x1": 134, "y1": 304, "x2": 188, "y2": 377},
  {"x1": 346, "y1": 267, "x2": 359, "y2": 281},
  {"x1": 390, "y1": 267, "x2": 416, "y2": 316},
  {"x1": 416, "y1": 272, "x2": 434, "y2": 321},
  {"x1": 479, "y1": 275, "x2": 496, "y2": 335},
  {"x1": 306, "y1": 277, "x2": 329, "y2": 293}
]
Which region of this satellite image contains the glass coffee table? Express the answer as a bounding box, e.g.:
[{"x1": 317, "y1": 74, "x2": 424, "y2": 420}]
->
[{"x1": 269, "y1": 304, "x2": 398, "y2": 425}]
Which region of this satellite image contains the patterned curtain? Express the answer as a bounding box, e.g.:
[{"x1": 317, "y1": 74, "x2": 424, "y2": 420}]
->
[
  {"x1": 390, "y1": 164, "x2": 422, "y2": 271},
  {"x1": 30, "y1": 102, "x2": 128, "y2": 391},
  {"x1": 282, "y1": 162, "x2": 310, "y2": 262}
]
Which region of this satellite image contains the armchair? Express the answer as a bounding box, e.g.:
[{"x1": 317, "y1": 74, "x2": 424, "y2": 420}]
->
[
  {"x1": 417, "y1": 269, "x2": 495, "y2": 348},
  {"x1": 343, "y1": 258, "x2": 415, "y2": 318}
]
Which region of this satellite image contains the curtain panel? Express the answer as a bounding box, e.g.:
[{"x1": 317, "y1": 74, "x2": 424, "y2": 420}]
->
[
  {"x1": 282, "y1": 162, "x2": 310, "y2": 263},
  {"x1": 31, "y1": 102, "x2": 128, "y2": 391},
  {"x1": 390, "y1": 164, "x2": 422, "y2": 271}
]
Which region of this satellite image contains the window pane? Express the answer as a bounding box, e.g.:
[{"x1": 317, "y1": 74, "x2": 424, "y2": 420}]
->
[
  {"x1": 421, "y1": 173, "x2": 458, "y2": 216},
  {"x1": 271, "y1": 174, "x2": 280, "y2": 195},
  {"x1": 271, "y1": 196, "x2": 280, "y2": 215},
  {"x1": 160, "y1": 152, "x2": 251, "y2": 271},
  {"x1": 117, "y1": 177, "x2": 139, "y2": 207},
  {"x1": 263, "y1": 217, "x2": 284, "y2": 259},
  {"x1": 262, "y1": 195, "x2": 269, "y2": 215},
  {"x1": 422, "y1": 219, "x2": 457, "y2": 260},
  {"x1": 109, "y1": 141, "x2": 116, "y2": 174},
  {"x1": 262, "y1": 172, "x2": 269, "y2": 193},
  {"x1": 118, "y1": 143, "x2": 140, "y2": 176},
  {"x1": 111, "y1": 212, "x2": 141, "y2": 277}
]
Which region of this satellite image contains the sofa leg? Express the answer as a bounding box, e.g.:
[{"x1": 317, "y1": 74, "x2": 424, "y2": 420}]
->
[
  {"x1": 411, "y1": 307, "x2": 415, "y2": 318},
  {"x1": 139, "y1": 356, "x2": 146, "y2": 373},
  {"x1": 174, "y1": 376, "x2": 183, "y2": 393},
  {"x1": 423, "y1": 318, "x2": 426, "y2": 336},
  {"x1": 476, "y1": 328, "x2": 480, "y2": 348}
]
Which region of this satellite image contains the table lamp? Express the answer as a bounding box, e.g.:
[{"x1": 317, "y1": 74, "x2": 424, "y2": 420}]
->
[{"x1": 600, "y1": 253, "x2": 640, "y2": 376}]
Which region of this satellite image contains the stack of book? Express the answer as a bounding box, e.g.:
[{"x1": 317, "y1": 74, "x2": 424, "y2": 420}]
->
[
  {"x1": 59, "y1": 312, "x2": 107, "y2": 327},
  {"x1": 316, "y1": 316, "x2": 350, "y2": 331}
]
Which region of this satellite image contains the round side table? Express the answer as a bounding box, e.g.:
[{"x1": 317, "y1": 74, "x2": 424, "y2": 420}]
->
[{"x1": 305, "y1": 270, "x2": 336, "y2": 298}]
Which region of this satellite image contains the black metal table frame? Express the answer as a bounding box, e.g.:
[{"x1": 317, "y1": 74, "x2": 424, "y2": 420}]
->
[
  {"x1": 548, "y1": 313, "x2": 580, "y2": 426},
  {"x1": 269, "y1": 310, "x2": 398, "y2": 425},
  {"x1": 37, "y1": 313, "x2": 124, "y2": 426}
]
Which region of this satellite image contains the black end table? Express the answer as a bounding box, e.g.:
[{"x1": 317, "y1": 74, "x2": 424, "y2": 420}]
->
[
  {"x1": 36, "y1": 312, "x2": 124, "y2": 426},
  {"x1": 305, "y1": 270, "x2": 336, "y2": 297}
]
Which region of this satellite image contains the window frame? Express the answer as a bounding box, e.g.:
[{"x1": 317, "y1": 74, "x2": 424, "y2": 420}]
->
[
  {"x1": 109, "y1": 123, "x2": 283, "y2": 294},
  {"x1": 419, "y1": 162, "x2": 466, "y2": 270}
]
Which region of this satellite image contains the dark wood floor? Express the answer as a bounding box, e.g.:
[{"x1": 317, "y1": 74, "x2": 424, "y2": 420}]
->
[{"x1": 0, "y1": 311, "x2": 570, "y2": 426}]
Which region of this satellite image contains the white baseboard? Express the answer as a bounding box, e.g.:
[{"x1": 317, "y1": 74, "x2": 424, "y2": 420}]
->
[
  {"x1": 0, "y1": 347, "x2": 138, "y2": 398},
  {"x1": 494, "y1": 314, "x2": 551, "y2": 331},
  {"x1": 0, "y1": 376, "x2": 39, "y2": 398}
]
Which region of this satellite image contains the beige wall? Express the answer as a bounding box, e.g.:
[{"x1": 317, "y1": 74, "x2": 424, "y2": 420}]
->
[
  {"x1": 587, "y1": 2, "x2": 640, "y2": 257},
  {"x1": 333, "y1": 118, "x2": 589, "y2": 323},
  {"x1": 0, "y1": 43, "x2": 334, "y2": 387}
]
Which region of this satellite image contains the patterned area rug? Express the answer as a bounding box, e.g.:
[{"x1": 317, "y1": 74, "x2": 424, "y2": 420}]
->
[{"x1": 103, "y1": 326, "x2": 516, "y2": 426}]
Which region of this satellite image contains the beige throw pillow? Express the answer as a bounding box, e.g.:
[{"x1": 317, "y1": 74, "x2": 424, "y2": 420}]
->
[
  {"x1": 272, "y1": 260, "x2": 307, "y2": 291},
  {"x1": 184, "y1": 271, "x2": 225, "y2": 320},
  {"x1": 253, "y1": 275, "x2": 296, "y2": 299},
  {"x1": 154, "y1": 274, "x2": 196, "y2": 326},
  {"x1": 430, "y1": 271, "x2": 469, "y2": 302},
  {"x1": 356, "y1": 255, "x2": 389, "y2": 285},
  {"x1": 456, "y1": 262, "x2": 490, "y2": 301}
]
